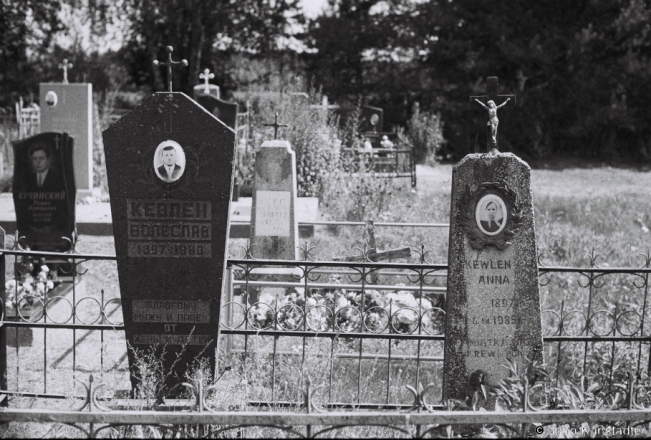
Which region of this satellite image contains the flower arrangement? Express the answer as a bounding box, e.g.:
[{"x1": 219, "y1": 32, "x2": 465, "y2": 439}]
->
[{"x1": 4, "y1": 256, "x2": 56, "y2": 310}]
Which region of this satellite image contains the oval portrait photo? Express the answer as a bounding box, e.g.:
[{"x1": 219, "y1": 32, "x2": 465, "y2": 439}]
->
[
  {"x1": 153, "y1": 140, "x2": 186, "y2": 184},
  {"x1": 475, "y1": 194, "x2": 507, "y2": 236}
]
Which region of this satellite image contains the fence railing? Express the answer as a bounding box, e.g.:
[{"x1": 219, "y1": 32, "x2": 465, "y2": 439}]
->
[
  {"x1": 341, "y1": 148, "x2": 416, "y2": 187},
  {"x1": 1, "y1": 242, "x2": 650, "y2": 409},
  {"x1": 2, "y1": 373, "x2": 651, "y2": 438}
]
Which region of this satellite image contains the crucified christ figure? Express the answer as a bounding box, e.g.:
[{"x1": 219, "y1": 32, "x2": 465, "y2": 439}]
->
[{"x1": 475, "y1": 98, "x2": 510, "y2": 146}]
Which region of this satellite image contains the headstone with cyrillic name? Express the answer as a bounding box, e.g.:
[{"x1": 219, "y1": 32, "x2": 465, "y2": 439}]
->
[{"x1": 103, "y1": 74, "x2": 235, "y2": 394}]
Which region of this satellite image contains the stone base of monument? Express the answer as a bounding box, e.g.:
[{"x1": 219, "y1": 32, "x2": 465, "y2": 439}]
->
[{"x1": 6, "y1": 276, "x2": 86, "y2": 347}]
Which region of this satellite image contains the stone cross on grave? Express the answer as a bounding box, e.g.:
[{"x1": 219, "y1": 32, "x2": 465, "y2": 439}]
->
[
  {"x1": 263, "y1": 112, "x2": 290, "y2": 140},
  {"x1": 58, "y1": 59, "x2": 73, "y2": 84},
  {"x1": 199, "y1": 68, "x2": 215, "y2": 94},
  {"x1": 153, "y1": 46, "x2": 188, "y2": 93},
  {"x1": 470, "y1": 76, "x2": 516, "y2": 152}
]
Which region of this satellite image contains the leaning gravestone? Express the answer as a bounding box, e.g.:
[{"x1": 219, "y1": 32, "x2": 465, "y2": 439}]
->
[
  {"x1": 103, "y1": 46, "x2": 235, "y2": 393},
  {"x1": 12, "y1": 132, "x2": 76, "y2": 251},
  {"x1": 442, "y1": 77, "x2": 543, "y2": 402},
  {"x1": 40, "y1": 59, "x2": 94, "y2": 195},
  {"x1": 250, "y1": 114, "x2": 298, "y2": 261}
]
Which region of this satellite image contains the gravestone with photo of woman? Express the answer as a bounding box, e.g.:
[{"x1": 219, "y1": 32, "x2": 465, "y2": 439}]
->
[{"x1": 442, "y1": 77, "x2": 544, "y2": 404}]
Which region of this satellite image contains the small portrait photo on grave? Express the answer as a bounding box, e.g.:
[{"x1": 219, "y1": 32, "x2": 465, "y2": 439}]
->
[
  {"x1": 153, "y1": 140, "x2": 186, "y2": 183},
  {"x1": 20, "y1": 142, "x2": 66, "y2": 193},
  {"x1": 475, "y1": 194, "x2": 507, "y2": 236}
]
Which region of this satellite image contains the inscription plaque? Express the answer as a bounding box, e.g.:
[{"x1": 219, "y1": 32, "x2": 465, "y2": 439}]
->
[{"x1": 254, "y1": 191, "x2": 291, "y2": 237}]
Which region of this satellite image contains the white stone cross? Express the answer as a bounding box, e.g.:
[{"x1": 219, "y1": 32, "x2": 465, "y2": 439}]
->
[
  {"x1": 58, "y1": 59, "x2": 73, "y2": 84},
  {"x1": 200, "y1": 68, "x2": 215, "y2": 94}
]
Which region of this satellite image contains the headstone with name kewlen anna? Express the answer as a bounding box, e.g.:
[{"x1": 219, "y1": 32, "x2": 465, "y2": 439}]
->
[
  {"x1": 250, "y1": 114, "x2": 298, "y2": 261},
  {"x1": 102, "y1": 46, "x2": 235, "y2": 394},
  {"x1": 442, "y1": 77, "x2": 543, "y2": 403},
  {"x1": 12, "y1": 132, "x2": 76, "y2": 252}
]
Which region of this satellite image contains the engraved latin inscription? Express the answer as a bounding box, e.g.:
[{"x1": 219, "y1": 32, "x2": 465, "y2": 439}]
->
[{"x1": 255, "y1": 191, "x2": 291, "y2": 237}]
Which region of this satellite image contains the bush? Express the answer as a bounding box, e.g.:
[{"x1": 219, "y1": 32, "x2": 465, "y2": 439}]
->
[{"x1": 407, "y1": 102, "x2": 445, "y2": 165}]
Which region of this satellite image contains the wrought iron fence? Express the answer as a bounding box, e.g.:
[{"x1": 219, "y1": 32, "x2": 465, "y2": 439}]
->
[
  {"x1": 1, "y1": 235, "x2": 651, "y2": 412},
  {"x1": 2, "y1": 373, "x2": 651, "y2": 438},
  {"x1": 340, "y1": 148, "x2": 416, "y2": 187}
]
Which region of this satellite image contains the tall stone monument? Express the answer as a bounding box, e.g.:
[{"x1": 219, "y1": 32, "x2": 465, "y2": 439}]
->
[
  {"x1": 250, "y1": 113, "x2": 298, "y2": 260},
  {"x1": 12, "y1": 132, "x2": 76, "y2": 251},
  {"x1": 103, "y1": 47, "x2": 235, "y2": 394},
  {"x1": 442, "y1": 77, "x2": 543, "y2": 402},
  {"x1": 40, "y1": 58, "x2": 94, "y2": 195}
]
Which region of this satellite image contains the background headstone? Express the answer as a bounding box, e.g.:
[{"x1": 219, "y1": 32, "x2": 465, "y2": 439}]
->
[
  {"x1": 197, "y1": 95, "x2": 237, "y2": 130},
  {"x1": 250, "y1": 140, "x2": 299, "y2": 260},
  {"x1": 193, "y1": 84, "x2": 220, "y2": 100},
  {"x1": 39, "y1": 83, "x2": 93, "y2": 195},
  {"x1": 12, "y1": 132, "x2": 76, "y2": 252},
  {"x1": 103, "y1": 92, "x2": 235, "y2": 393},
  {"x1": 442, "y1": 151, "x2": 543, "y2": 402}
]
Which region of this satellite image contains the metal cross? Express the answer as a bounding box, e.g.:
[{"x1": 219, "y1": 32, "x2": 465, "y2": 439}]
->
[
  {"x1": 199, "y1": 68, "x2": 215, "y2": 94},
  {"x1": 153, "y1": 46, "x2": 188, "y2": 93},
  {"x1": 58, "y1": 59, "x2": 73, "y2": 84},
  {"x1": 470, "y1": 76, "x2": 516, "y2": 152},
  {"x1": 263, "y1": 113, "x2": 289, "y2": 140}
]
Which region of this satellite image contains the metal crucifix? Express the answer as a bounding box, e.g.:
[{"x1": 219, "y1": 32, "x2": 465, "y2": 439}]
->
[
  {"x1": 153, "y1": 46, "x2": 188, "y2": 93},
  {"x1": 58, "y1": 59, "x2": 73, "y2": 84},
  {"x1": 470, "y1": 76, "x2": 516, "y2": 152},
  {"x1": 263, "y1": 113, "x2": 289, "y2": 140},
  {"x1": 199, "y1": 68, "x2": 215, "y2": 94}
]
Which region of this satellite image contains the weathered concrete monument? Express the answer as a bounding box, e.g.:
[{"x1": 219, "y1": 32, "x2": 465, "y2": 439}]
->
[
  {"x1": 443, "y1": 77, "x2": 544, "y2": 402},
  {"x1": 103, "y1": 47, "x2": 235, "y2": 394}
]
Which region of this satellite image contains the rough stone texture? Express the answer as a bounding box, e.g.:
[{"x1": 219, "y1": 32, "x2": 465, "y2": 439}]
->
[
  {"x1": 250, "y1": 140, "x2": 299, "y2": 261},
  {"x1": 196, "y1": 95, "x2": 237, "y2": 130},
  {"x1": 102, "y1": 92, "x2": 235, "y2": 393},
  {"x1": 12, "y1": 132, "x2": 76, "y2": 252},
  {"x1": 40, "y1": 83, "x2": 93, "y2": 193},
  {"x1": 442, "y1": 150, "x2": 543, "y2": 402}
]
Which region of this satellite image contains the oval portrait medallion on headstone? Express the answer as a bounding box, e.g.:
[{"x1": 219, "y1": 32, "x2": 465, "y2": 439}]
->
[
  {"x1": 459, "y1": 181, "x2": 522, "y2": 250},
  {"x1": 475, "y1": 194, "x2": 507, "y2": 236},
  {"x1": 45, "y1": 91, "x2": 58, "y2": 107},
  {"x1": 153, "y1": 140, "x2": 186, "y2": 184}
]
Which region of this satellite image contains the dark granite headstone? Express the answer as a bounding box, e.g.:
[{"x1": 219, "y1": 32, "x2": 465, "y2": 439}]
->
[
  {"x1": 12, "y1": 132, "x2": 76, "y2": 251},
  {"x1": 103, "y1": 92, "x2": 235, "y2": 393},
  {"x1": 442, "y1": 151, "x2": 543, "y2": 402},
  {"x1": 197, "y1": 95, "x2": 238, "y2": 130}
]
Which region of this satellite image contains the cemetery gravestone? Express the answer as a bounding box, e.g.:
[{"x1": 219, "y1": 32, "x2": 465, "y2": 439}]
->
[
  {"x1": 40, "y1": 80, "x2": 94, "y2": 195},
  {"x1": 193, "y1": 68, "x2": 220, "y2": 100},
  {"x1": 443, "y1": 77, "x2": 543, "y2": 402},
  {"x1": 250, "y1": 139, "x2": 299, "y2": 261},
  {"x1": 12, "y1": 132, "x2": 76, "y2": 251},
  {"x1": 196, "y1": 95, "x2": 237, "y2": 131},
  {"x1": 103, "y1": 67, "x2": 235, "y2": 391}
]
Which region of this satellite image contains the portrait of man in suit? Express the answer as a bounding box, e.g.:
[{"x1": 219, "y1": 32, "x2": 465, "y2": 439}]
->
[
  {"x1": 27, "y1": 144, "x2": 64, "y2": 192},
  {"x1": 475, "y1": 195, "x2": 506, "y2": 236},
  {"x1": 154, "y1": 140, "x2": 185, "y2": 183}
]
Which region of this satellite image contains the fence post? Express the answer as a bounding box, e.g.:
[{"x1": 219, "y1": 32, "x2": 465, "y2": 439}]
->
[{"x1": 0, "y1": 226, "x2": 7, "y2": 407}]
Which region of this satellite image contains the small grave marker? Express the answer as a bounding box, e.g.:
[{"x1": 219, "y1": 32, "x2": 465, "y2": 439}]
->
[
  {"x1": 103, "y1": 46, "x2": 235, "y2": 393},
  {"x1": 443, "y1": 77, "x2": 543, "y2": 403},
  {"x1": 12, "y1": 132, "x2": 76, "y2": 251}
]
